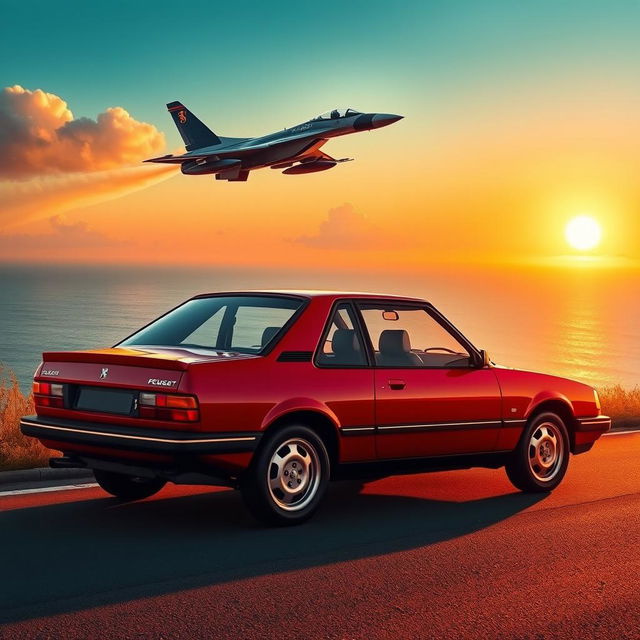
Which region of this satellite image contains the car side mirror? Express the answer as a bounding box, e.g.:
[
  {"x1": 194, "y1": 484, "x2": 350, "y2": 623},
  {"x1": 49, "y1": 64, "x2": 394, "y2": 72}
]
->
[{"x1": 478, "y1": 349, "x2": 492, "y2": 368}]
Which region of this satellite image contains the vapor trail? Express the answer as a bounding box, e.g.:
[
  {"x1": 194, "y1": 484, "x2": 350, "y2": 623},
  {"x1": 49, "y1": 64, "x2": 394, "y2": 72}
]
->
[{"x1": 0, "y1": 164, "x2": 178, "y2": 230}]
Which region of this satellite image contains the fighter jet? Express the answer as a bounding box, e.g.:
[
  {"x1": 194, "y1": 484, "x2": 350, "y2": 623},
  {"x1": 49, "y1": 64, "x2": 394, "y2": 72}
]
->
[{"x1": 145, "y1": 102, "x2": 402, "y2": 181}]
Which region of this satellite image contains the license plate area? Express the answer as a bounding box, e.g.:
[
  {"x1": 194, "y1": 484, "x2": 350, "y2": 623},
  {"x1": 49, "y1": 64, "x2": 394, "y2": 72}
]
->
[{"x1": 74, "y1": 386, "x2": 136, "y2": 416}]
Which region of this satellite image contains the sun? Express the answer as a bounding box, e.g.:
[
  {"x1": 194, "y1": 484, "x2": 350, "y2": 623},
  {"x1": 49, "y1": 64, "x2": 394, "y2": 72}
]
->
[{"x1": 565, "y1": 215, "x2": 602, "y2": 251}]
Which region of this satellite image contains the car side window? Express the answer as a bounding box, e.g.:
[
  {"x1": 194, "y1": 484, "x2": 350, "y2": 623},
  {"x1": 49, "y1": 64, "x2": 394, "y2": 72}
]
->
[
  {"x1": 316, "y1": 304, "x2": 367, "y2": 367},
  {"x1": 359, "y1": 305, "x2": 471, "y2": 368},
  {"x1": 231, "y1": 305, "x2": 297, "y2": 350}
]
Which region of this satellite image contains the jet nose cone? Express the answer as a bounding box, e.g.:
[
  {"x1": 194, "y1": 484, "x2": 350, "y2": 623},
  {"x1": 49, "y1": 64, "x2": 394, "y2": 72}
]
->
[{"x1": 371, "y1": 113, "x2": 403, "y2": 129}]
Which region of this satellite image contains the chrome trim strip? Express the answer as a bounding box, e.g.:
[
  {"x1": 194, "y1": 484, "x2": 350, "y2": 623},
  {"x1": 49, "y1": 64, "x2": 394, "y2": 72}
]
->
[
  {"x1": 377, "y1": 420, "x2": 501, "y2": 431},
  {"x1": 20, "y1": 420, "x2": 256, "y2": 444},
  {"x1": 578, "y1": 418, "x2": 611, "y2": 426},
  {"x1": 341, "y1": 427, "x2": 376, "y2": 432}
]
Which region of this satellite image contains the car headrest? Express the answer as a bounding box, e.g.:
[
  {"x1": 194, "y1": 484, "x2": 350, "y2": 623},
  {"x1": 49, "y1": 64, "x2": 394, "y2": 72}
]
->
[
  {"x1": 261, "y1": 326, "x2": 280, "y2": 347},
  {"x1": 379, "y1": 329, "x2": 411, "y2": 354},
  {"x1": 332, "y1": 329, "x2": 359, "y2": 356}
]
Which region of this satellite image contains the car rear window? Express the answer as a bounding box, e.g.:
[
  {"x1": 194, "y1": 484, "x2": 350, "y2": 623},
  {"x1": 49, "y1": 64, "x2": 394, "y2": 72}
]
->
[{"x1": 118, "y1": 295, "x2": 304, "y2": 354}]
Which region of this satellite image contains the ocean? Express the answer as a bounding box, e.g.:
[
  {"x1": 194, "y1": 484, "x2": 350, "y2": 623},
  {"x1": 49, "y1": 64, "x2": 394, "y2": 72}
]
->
[{"x1": 0, "y1": 262, "x2": 638, "y2": 392}]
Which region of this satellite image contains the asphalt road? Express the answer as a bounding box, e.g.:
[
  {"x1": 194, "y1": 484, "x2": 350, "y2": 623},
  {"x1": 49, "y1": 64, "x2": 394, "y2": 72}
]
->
[{"x1": 1, "y1": 432, "x2": 639, "y2": 640}]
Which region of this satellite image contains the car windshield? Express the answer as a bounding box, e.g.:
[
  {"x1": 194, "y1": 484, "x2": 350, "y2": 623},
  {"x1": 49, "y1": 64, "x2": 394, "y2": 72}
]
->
[
  {"x1": 311, "y1": 108, "x2": 362, "y2": 121},
  {"x1": 118, "y1": 295, "x2": 304, "y2": 354}
]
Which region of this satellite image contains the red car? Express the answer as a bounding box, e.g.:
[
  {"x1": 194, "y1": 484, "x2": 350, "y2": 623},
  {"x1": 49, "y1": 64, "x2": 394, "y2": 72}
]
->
[{"x1": 21, "y1": 291, "x2": 610, "y2": 525}]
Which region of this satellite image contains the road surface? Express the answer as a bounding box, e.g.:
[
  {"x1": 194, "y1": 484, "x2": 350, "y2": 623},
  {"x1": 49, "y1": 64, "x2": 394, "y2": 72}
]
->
[{"x1": 1, "y1": 432, "x2": 639, "y2": 639}]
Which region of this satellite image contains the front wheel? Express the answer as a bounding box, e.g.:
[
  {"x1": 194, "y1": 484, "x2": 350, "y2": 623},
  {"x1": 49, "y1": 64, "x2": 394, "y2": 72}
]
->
[
  {"x1": 93, "y1": 469, "x2": 166, "y2": 501},
  {"x1": 505, "y1": 412, "x2": 570, "y2": 492},
  {"x1": 241, "y1": 425, "x2": 330, "y2": 526}
]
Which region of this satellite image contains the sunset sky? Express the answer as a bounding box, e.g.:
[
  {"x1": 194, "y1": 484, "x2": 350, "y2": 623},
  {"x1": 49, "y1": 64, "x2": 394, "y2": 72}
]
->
[{"x1": 1, "y1": 0, "x2": 639, "y2": 268}]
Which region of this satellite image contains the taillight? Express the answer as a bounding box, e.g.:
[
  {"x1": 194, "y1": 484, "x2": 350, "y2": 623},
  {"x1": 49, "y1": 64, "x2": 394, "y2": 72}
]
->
[
  {"x1": 33, "y1": 381, "x2": 65, "y2": 408},
  {"x1": 138, "y1": 392, "x2": 199, "y2": 422}
]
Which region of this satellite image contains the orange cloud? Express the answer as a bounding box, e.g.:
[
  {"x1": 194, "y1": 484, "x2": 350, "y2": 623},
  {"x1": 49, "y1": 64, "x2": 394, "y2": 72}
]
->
[
  {"x1": 0, "y1": 215, "x2": 124, "y2": 253},
  {"x1": 0, "y1": 85, "x2": 165, "y2": 179},
  {"x1": 295, "y1": 203, "x2": 381, "y2": 249}
]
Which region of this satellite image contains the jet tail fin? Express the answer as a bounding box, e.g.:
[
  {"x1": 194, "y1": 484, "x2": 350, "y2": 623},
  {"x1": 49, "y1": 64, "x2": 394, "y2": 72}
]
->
[{"x1": 166, "y1": 101, "x2": 221, "y2": 151}]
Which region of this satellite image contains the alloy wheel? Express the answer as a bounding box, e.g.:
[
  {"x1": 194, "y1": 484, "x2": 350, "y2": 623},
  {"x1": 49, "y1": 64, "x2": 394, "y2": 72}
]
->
[
  {"x1": 267, "y1": 438, "x2": 321, "y2": 511},
  {"x1": 528, "y1": 422, "x2": 564, "y2": 482}
]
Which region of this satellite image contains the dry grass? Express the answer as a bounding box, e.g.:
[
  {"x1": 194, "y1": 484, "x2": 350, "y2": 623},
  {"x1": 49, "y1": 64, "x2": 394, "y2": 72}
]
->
[
  {"x1": 599, "y1": 385, "x2": 640, "y2": 423},
  {"x1": 0, "y1": 368, "x2": 638, "y2": 472},
  {"x1": 0, "y1": 368, "x2": 55, "y2": 471}
]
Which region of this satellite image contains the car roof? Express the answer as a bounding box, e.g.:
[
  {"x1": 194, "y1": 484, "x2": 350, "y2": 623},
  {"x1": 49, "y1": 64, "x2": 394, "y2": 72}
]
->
[{"x1": 192, "y1": 290, "x2": 429, "y2": 303}]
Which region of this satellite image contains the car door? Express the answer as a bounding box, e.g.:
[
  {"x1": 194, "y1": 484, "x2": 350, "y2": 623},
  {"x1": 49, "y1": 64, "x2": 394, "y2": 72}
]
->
[
  {"x1": 357, "y1": 301, "x2": 503, "y2": 460},
  {"x1": 313, "y1": 301, "x2": 376, "y2": 462}
]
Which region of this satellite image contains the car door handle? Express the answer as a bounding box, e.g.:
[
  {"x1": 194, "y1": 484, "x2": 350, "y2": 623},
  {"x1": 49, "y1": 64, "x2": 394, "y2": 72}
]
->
[{"x1": 388, "y1": 379, "x2": 406, "y2": 390}]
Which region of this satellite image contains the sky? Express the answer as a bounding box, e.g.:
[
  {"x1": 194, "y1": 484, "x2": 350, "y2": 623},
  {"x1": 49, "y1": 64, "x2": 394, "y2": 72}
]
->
[{"x1": 1, "y1": 0, "x2": 639, "y2": 269}]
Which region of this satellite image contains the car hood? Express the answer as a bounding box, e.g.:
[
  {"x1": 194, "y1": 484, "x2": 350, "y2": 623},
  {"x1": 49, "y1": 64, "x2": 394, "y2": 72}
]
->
[{"x1": 492, "y1": 363, "x2": 593, "y2": 389}]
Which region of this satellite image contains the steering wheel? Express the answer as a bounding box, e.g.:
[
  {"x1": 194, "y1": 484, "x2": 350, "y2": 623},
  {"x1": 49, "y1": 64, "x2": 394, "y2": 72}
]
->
[{"x1": 423, "y1": 347, "x2": 460, "y2": 354}]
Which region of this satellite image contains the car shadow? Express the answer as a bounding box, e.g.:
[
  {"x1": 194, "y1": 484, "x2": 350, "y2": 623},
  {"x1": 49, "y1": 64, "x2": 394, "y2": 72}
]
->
[{"x1": 0, "y1": 479, "x2": 547, "y2": 623}]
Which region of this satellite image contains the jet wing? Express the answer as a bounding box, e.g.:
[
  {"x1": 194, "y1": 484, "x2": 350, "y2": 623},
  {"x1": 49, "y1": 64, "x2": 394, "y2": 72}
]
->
[
  {"x1": 144, "y1": 154, "x2": 208, "y2": 164},
  {"x1": 315, "y1": 150, "x2": 337, "y2": 161},
  {"x1": 294, "y1": 144, "x2": 352, "y2": 164}
]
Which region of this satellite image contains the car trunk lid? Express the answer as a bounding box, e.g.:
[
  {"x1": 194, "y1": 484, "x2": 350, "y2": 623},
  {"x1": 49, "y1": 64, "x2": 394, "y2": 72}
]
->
[{"x1": 38, "y1": 346, "x2": 257, "y2": 390}]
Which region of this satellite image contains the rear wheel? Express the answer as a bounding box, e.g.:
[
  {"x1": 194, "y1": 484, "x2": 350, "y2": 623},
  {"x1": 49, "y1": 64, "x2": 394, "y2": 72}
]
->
[
  {"x1": 241, "y1": 425, "x2": 330, "y2": 526},
  {"x1": 93, "y1": 469, "x2": 166, "y2": 501},
  {"x1": 505, "y1": 412, "x2": 569, "y2": 492}
]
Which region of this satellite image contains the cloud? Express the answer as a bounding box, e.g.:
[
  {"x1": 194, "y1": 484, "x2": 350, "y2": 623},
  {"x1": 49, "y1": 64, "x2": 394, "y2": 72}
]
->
[
  {"x1": 295, "y1": 203, "x2": 382, "y2": 250},
  {"x1": 0, "y1": 85, "x2": 178, "y2": 229},
  {"x1": 0, "y1": 214, "x2": 124, "y2": 253},
  {"x1": 0, "y1": 85, "x2": 165, "y2": 179},
  {"x1": 0, "y1": 164, "x2": 177, "y2": 229},
  {"x1": 48, "y1": 214, "x2": 125, "y2": 246}
]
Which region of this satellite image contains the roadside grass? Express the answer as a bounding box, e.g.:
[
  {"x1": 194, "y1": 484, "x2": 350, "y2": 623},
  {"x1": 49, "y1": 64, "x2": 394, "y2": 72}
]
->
[
  {"x1": 0, "y1": 368, "x2": 54, "y2": 471},
  {"x1": 0, "y1": 366, "x2": 638, "y2": 471},
  {"x1": 599, "y1": 384, "x2": 640, "y2": 422}
]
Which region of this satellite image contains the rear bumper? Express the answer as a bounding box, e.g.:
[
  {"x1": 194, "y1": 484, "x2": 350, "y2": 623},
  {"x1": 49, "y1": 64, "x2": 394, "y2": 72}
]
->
[
  {"x1": 575, "y1": 415, "x2": 611, "y2": 432},
  {"x1": 20, "y1": 415, "x2": 261, "y2": 455}
]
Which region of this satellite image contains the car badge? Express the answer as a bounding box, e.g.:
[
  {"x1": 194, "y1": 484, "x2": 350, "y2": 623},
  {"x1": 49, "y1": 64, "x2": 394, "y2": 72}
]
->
[{"x1": 100, "y1": 367, "x2": 109, "y2": 379}]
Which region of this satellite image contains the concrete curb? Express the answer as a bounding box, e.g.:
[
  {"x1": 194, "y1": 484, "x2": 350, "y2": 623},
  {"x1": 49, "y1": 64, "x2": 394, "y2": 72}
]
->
[{"x1": 0, "y1": 467, "x2": 94, "y2": 487}]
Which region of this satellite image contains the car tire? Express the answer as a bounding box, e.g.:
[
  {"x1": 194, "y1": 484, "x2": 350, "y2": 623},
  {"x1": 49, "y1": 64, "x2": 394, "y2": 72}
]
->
[
  {"x1": 505, "y1": 411, "x2": 570, "y2": 492},
  {"x1": 93, "y1": 469, "x2": 166, "y2": 500},
  {"x1": 241, "y1": 424, "x2": 330, "y2": 526}
]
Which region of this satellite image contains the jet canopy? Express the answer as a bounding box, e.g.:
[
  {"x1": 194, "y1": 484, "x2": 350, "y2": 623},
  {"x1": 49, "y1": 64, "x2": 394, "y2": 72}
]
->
[{"x1": 311, "y1": 108, "x2": 362, "y2": 121}]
